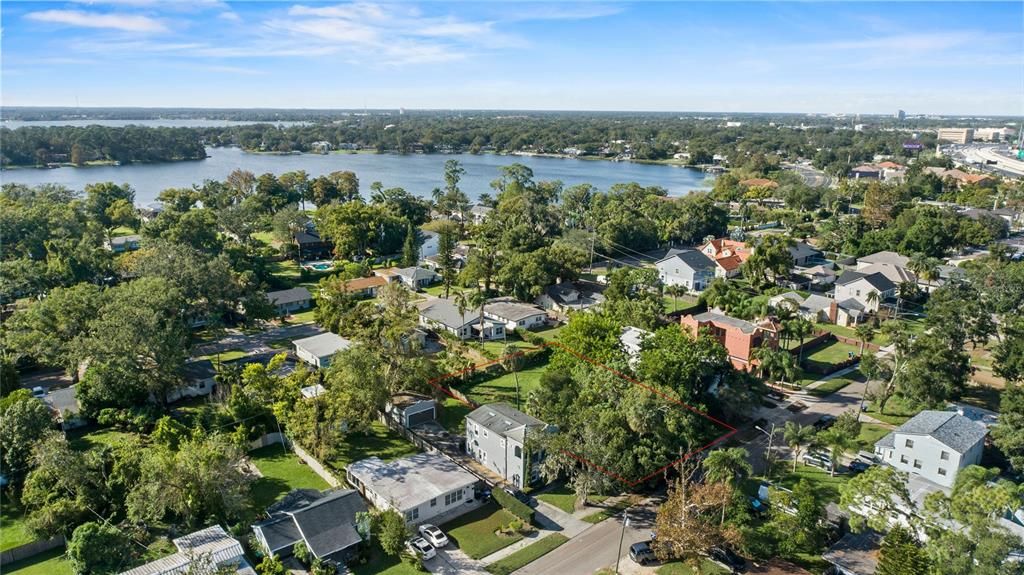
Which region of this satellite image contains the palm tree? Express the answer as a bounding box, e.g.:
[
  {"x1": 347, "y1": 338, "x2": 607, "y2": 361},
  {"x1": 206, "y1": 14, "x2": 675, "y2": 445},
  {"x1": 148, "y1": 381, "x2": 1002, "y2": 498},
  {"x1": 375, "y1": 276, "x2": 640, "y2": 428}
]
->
[
  {"x1": 785, "y1": 317, "x2": 814, "y2": 365},
  {"x1": 500, "y1": 344, "x2": 523, "y2": 410},
  {"x1": 702, "y1": 447, "x2": 753, "y2": 486},
  {"x1": 665, "y1": 284, "x2": 688, "y2": 313},
  {"x1": 854, "y1": 323, "x2": 875, "y2": 356},
  {"x1": 908, "y1": 253, "x2": 940, "y2": 291},
  {"x1": 469, "y1": 289, "x2": 488, "y2": 344},
  {"x1": 783, "y1": 421, "x2": 815, "y2": 472},
  {"x1": 866, "y1": 290, "x2": 880, "y2": 315},
  {"x1": 819, "y1": 428, "x2": 854, "y2": 477},
  {"x1": 754, "y1": 347, "x2": 797, "y2": 384}
]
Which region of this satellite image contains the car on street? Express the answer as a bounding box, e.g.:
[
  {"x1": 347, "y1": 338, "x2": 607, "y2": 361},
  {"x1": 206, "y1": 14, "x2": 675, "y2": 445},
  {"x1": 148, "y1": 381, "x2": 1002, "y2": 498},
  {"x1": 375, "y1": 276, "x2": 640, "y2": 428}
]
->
[
  {"x1": 629, "y1": 541, "x2": 657, "y2": 565},
  {"x1": 847, "y1": 460, "x2": 872, "y2": 474},
  {"x1": 407, "y1": 537, "x2": 436, "y2": 560},
  {"x1": 813, "y1": 414, "x2": 836, "y2": 430},
  {"x1": 803, "y1": 451, "x2": 834, "y2": 473},
  {"x1": 709, "y1": 546, "x2": 748, "y2": 573},
  {"x1": 418, "y1": 524, "x2": 449, "y2": 548},
  {"x1": 31, "y1": 386, "x2": 46, "y2": 399}
]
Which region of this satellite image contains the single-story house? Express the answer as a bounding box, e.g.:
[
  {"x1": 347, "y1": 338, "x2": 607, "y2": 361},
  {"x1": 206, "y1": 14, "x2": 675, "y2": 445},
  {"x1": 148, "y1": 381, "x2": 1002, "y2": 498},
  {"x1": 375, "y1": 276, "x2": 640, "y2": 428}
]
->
[
  {"x1": 342, "y1": 276, "x2": 389, "y2": 298},
  {"x1": 417, "y1": 299, "x2": 504, "y2": 340},
  {"x1": 535, "y1": 282, "x2": 605, "y2": 314},
  {"x1": 484, "y1": 298, "x2": 548, "y2": 331},
  {"x1": 168, "y1": 359, "x2": 218, "y2": 402},
  {"x1": 392, "y1": 267, "x2": 440, "y2": 290},
  {"x1": 794, "y1": 263, "x2": 838, "y2": 287},
  {"x1": 655, "y1": 249, "x2": 717, "y2": 292},
  {"x1": 470, "y1": 204, "x2": 493, "y2": 224},
  {"x1": 294, "y1": 227, "x2": 334, "y2": 261},
  {"x1": 120, "y1": 525, "x2": 253, "y2": 575},
  {"x1": 45, "y1": 385, "x2": 86, "y2": 429},
  {"x1": 620, "y1": 326, "x2": 652, "y2": 362},
  {"x1": 266, "y1": 287, "x2": 312, "y2": 316},
  {"x1": 252, "y1": 489, "x2": 368, "y2": 566},
  {"x1": 788, "y1": 241, "x2": 823, "y2": 267},
  {"x1": 849, "y1": 165, "x2": 882, "y2": 180},
  {"x1": 347, "y1": 451, "x2": 478, "y2": 524},
  {"x1": 107, "y1": 234, "x2": 142, "y2": 253},
  {"x1": 386, "y1": 392, "x2": 437, "y2": 428},
  {"x1": 822, "y1": 530, "x2": 882, "y2": 575},
  {"x1": 293, "y1": 332, "x2": 352, "y2": 369},
  {"x1": 768, "y1": 292, "x2": 837, "y2": 323}
]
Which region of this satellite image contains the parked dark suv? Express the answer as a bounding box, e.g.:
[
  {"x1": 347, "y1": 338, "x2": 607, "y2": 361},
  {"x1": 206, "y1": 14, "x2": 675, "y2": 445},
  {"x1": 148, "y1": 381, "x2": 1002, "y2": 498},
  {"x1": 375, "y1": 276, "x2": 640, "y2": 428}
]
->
[
  {"x1": 709, "y1": 546, "x2": 748, "y2": 573},
  {"x1": 629, "y1": 541, "x2": 657, "y2": 565}
]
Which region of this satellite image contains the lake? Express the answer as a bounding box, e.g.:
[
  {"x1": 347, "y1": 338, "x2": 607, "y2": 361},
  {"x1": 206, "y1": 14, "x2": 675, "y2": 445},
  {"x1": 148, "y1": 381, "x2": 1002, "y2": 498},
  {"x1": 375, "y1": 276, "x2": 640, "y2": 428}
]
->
[{"x1": 0, "y1": 147, "x2": 713, "y2": 205}]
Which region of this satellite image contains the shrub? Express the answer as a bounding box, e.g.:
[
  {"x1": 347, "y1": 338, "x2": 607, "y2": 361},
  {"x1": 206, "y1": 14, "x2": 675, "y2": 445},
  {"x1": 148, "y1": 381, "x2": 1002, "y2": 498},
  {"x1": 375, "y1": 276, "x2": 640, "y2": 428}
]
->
[{"x1": 493, "y1": 489, "x2": 534, "y2": 524}]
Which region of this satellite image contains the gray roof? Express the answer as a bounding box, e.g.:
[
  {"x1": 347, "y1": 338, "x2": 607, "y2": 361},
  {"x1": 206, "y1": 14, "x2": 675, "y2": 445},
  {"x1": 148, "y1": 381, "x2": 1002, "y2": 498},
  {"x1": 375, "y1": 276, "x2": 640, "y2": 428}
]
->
[
  {"x1": 887, "y1": 410, "x2": 988, "y2": 454},
  {"x1": 466, "y1": 402, "x2": 546, "y2": 442},
  {"x1": 110, "y1": 234, "x2": 142, "y2": 246},
  {"x1": 119, "y1": 525, "x2": 246, "y2": 575},
  {"x1": 541, "y1": 283, "x2": 604, "y2": 308},
  {"x1": 837, "y1": 298, "x2": 866, "y2": 312},
  {"x1": 347, "y1": 452, "x2": 477, "y2": 512},
  {"x1": 293, "y1": 332, "x2": 351, "y2": 359},
  {"x1": 655, "y1": 249, "x2": 716, "y2": 272},
  {"x1": 822, "y1": 530, "x2": 882, "y2": 575},
  {"x1": 397, "y1": 266, "x2": 438, "y2": 282},
  {"x1": 691, "y1": 311, "x2": 760, "y2": 334},
  {"x1": 266, "y1": 287, "x2": 312, "y2": 306},
  {"x1": 183, "y1": 359, "x2": 217, "y2": 381},
  {"x1": 294, "y1": 230, "x2": 326, "y2": 244},
  {"x1": 253, "y1": 489, "x2": 366, "y2": 560},
  {"x1": 835, "y1": 270, "x2": 896, "y2": 292},
  {"x1": 471, "y1": 204, "x2": 493, "y2": 216},
  {"x1": 484, "y1": 298, "x2": 547, "y2": 322},
  {"x1": 417, "y1": 299, "x2": 480, "y2": 329},
  {"x1": 875, "y1": 432, "x2": 895, "y2": 449},
  {"x1": 858, "y1": 251, "x2": 910, "y2": 268},
  {"x1": 789, "y1": 241, "x2": 822, "y2": 259},
  {"x1": 802, "y1": 294, "x2": 834, "y2": 313}
]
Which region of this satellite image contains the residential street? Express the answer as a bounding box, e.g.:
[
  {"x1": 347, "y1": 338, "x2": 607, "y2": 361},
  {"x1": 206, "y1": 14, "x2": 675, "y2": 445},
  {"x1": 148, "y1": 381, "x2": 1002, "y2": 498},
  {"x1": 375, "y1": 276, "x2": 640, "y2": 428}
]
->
[{"x1": 513, "y1": 500, "x2": 659, "y2": 575}]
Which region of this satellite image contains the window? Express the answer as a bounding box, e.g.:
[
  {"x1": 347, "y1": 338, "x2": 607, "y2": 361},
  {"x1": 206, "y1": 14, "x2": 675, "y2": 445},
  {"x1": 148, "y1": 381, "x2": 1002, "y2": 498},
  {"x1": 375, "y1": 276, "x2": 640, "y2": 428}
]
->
[
  {"x1": 444, "y1": 493, "x2": 452, "y2": 505},
  {"x1": 405, "y1": 508, "x2": 419, "y2": 521},
  {"x1": 940, "y1": 451, "x2": 950, "y2": 461},
  {"x1": 900, "y1": 455, "x2": 909, "y2": 464},
  {"x1": 457, "y1": 490, "x2": 463, "y2": 501},
  {"x1": 938, "y1": 468, "x2": 947, "y2": 476},
  {"x1": 913, "y1": 459, "x2": 922, "y2": 469},
  {"x1": 514, "y1": 445, "x2": 522, "y2": 458},
  {"x1": 905, "y1": 439, "x2": 914, "y2": 448},
  {"x1": 430, "y1": 498, "x2": 436, "y2": 507},
  {"x1": 483, "y1": 430, "x2": 488, "y2": 438}
]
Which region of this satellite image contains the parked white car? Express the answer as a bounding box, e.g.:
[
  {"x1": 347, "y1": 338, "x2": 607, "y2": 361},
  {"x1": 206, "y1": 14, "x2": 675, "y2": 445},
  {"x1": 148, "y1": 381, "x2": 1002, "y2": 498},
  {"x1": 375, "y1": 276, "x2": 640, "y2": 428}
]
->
[
  {"x1": 407, "y1": 537, "x2": 436, "y2": 560},
  {"x1": 418, "y1": 524, "x2": 449, "y2": 548}
]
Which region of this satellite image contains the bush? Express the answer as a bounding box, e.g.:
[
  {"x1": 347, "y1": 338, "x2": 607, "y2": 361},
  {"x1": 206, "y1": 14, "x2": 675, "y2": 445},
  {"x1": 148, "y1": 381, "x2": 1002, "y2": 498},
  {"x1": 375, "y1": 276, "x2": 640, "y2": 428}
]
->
[
  {"x1": 493, "y1": 489, "x2": 534, "y2": 524},
  {"x1": 514, "y1": 328, "x2": 547, "y2": 347}
]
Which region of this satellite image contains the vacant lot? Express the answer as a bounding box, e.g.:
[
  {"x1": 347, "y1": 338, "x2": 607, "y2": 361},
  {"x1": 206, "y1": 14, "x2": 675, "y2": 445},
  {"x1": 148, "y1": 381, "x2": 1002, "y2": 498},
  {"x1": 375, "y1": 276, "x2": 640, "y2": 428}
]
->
[
  {"x1": 328, "y1": 422, "x2": 420, "y2": 479},
  {"x1": 248, "y1": 444, "x2": 331, "y2": 510}
]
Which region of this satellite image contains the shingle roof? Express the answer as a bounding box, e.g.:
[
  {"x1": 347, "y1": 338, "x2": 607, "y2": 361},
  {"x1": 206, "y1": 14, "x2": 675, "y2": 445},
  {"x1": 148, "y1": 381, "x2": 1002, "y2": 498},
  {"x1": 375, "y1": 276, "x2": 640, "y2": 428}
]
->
[
  {"x1": 293, "y1": 332, "x2": 351, "y2": 359},
  {"x1": 417, "y1": 299, "x2": 480, "y2": 329},
  {"x1": 857, "y1": 263, "x2": 916, "y2": 285},
  {"x1": 467, "y1": 402, "x2": 546, "y2": 441},
  {"x1": 266, "y1": 287, "x2": 312, "y2": 306},
  {"x1": 110, "y1": 234, "x2": 142, "y2": 246},
  {"x1": 119, "y1": 525, "x2": 246, "y2": 575},
  {"x1": 183, "y1": 359, "x2": 217, "y2": 381},
  {"x1": 484, "y1": 298, "x2": 547, "y2": 322},
  {"x1": 822, "y1": 530, "x2": 882, "y2": 575},
  {"x1": 655, "y1": 249, "x2": 716, "y2": 272},
  {"x1": 397, "y1": 267, "x2": 438, "y2": 282},
  {"x1": 346, "y1": 452, "x2": 477, "y2": 512},
  {"x1": 789, "y1": 241, "x2": 822, "y2": 260},
  {"x1": 858, "y1": 251, "x2": 910, "y2": 268},
  {"x1": 343, "y1": 276, "x2": 389, "y2": 291},
  {"x1": 836, "y1": 270, "x2": 896, "y2": 292},
  {"x1": 890, "y1": 410, "x2": 988, "y2": 454},
  {"x1": 289, "y1": 490, "x2": 367, "y2": 558},
  {"x1": 690, "y1": 311, "x2": 760, "y2": 334}
]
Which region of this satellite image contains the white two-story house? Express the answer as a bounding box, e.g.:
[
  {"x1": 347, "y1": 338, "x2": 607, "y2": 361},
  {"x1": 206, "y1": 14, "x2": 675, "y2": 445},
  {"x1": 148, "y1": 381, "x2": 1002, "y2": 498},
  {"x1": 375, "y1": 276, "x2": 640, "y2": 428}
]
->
[
  {"x1": 654, "y1": 249, "x2": 717, "y2": 292},
  {"x1": 466, "y1": 403, "x2": 550, "y2": 488},
  {"x1": 874, "y1": 410, "x2": 988, "y2": 488}
]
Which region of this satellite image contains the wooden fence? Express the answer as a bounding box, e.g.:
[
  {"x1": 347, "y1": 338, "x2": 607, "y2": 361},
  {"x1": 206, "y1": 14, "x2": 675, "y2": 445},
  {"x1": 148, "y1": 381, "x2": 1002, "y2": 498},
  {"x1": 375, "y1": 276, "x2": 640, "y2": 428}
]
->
[
  {"x1": 0, "y1": 536, "x2": 65, "y2": 567},
  {"x1": 831, "y1": 333, "x2": 882, "y2": 352}
]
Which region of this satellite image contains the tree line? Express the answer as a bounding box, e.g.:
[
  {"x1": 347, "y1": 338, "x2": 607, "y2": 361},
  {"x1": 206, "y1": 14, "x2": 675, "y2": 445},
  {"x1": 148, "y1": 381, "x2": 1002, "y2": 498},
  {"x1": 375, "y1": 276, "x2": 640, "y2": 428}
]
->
[{"x1": 1, "y1": 126, "x2": 206, "y2": 166}]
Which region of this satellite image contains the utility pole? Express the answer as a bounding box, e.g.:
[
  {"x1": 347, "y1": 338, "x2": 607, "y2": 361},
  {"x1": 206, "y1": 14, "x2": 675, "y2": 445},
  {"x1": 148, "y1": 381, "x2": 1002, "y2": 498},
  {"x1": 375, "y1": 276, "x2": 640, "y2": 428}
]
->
[
  {"x1": 588, "y1": 231, "x2": 596, "y2": 274},
  {"x1": 615, "y1": 507, "x2": 631, "y2": 574}
]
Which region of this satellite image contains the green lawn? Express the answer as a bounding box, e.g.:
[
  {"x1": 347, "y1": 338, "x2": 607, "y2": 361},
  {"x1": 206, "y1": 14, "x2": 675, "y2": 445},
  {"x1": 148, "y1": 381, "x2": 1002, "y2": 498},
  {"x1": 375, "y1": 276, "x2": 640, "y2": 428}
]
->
[
  {"x1": 856, "y1": 423, "x2": 892, "y2": 452},
  {"x1": 328, "y1": 422, "x2": 420, "y2": 479},
  {"x1": 531, "y1": 324, "x2": 565, "y2": 342},
  {"x1": 267, "y1": 338, "x2": 292, "y2": 349},
  {"x1": 486, "y1": 533, "x2": 570, "y2": 575},
  {"x1": 67, "y1": 428, "x2": 142, "y2": 452},
  {"x1": 818, "y1": 323, "x2": 890, "y2": 346},
  {"x1": 422, "y1": 284, "x2": 466, "y2": 297},
  {"x1": 110, "y1": 225, "x2": 137, "y2": 238},
  {"x1": 286, "y1": 308, "x2": 318, "y2": 324},
  {"x1": 351, "y1": 544, "x2": 424, "y2": 575},
  {"x1": 455, "y1": 363, "x2": 548, "y2": 407},
  {"x1": 864, "y1": 396, "x2": 919, "y2": 426},
  {"x1": 807, "y1": 367, "x2": 866, "y2": 397},
  {"x1": 443, "y1": 502, "x2": 523, "y2": 559},
  {"x1": 200, "y1": 348, "x2": 248, "y2": 362},
  {"x1": 439, "y1": 398, "x2": 472, "y2": 433},
  {"x1": 581, "y1": 498, "x2": 631, "y2": 524},
  {"x1": 1, "y1": 498, "x2": 34, "y2": 551},
  {"x1": 801, "y1": 340, "x2": 859, "y2": 369},
  {"x1": 662, "y1": 295, "x2": 700, "y2": 314},
  {"x1": 248, "y1": 444, "x2": 331, "y2": 510},
  {"x1": 656, "y1": 559, "x2": 729, "y2": 574},
  {"x1": 773, "y1": 463, "x2": 850, "y2": 501},
  {"x1": 4, "y1": 547, "x2": 73, "y2": 575},
  {"x1": 536, "y1": 483, "x2": 578, "y2": 514}
]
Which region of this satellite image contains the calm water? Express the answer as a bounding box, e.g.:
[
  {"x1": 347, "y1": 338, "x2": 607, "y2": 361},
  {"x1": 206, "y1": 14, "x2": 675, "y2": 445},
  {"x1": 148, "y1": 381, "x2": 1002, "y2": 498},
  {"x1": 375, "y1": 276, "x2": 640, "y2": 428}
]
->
[{"x1": 0, "y1": 147, "x2": 713, "y2": 205}]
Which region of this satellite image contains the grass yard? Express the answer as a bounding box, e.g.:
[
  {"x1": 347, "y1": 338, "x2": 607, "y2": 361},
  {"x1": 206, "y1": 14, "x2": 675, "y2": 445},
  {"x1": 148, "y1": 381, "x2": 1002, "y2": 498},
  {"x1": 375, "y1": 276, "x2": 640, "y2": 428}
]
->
[
  {"x1": 4, "y1": 547, "x2": 73, "y2": 575},
  {"x1": 455, "y1": 363, "x2": 548, "y2": 407},
  {"x1": 1, "y1": 498, "x2": 34, "y2": 551},
  {"x1": 351, "y1": 544, "x2": 424, "y2": 575},
  {"x1": 67, "y1": 428, "x2": 142, "y2": 452},
  {"x1": 531, "y1": 324, "x2": 565, "y2": 341},
  {"x1": 439, "y1": 398, "x2": 472, "y2": 433},
  {"x1": 856, "y1": 423, "x2": 892, "y2": 452},
  {"x1": 807, "y1": 367, "x2": 866, "y2": 397},
  {"x1": 656, "y1": 559, "x2": 729, "y2": 574},
  {"x1": 200, "y1": 347, "x2": 248, "y2": 362},
  {"x1": 818, "y1": 323, "x2": 890, "y2": 346},
  {"x1": 248, "y1": 444, "x2": 331, "y2": 510},
  {"x1": 581, "y1": 497, "x2": 632, "y2": 524},
  {"x1": 443, "y1": 502, "x2": 523, "y2": 559},
  {"x1": 800, "y1": 340, "x2": 859, "y2": 371},
  {"x1": 328, "y1": 422, "x2": 419, "y2": 479},
  {"x1": 864, "y1": 396, "x2": 919, "y2": 426},
  {"x1": 486, "y1": 533, "x2": 570, "y2": 575},
  {"x1": 286, "y1": 308, "x2": 318, "y2": 324},
  {"x1": 422, "y1": 284, "x2": 469, "y2": 297},
  {"x1": 535, "y1": 482, "x2": 578, "y2": 514},
  {"x1": 267, "y1": 338, "x2": 292, "y2": 349},
  {"x1": 662, "y1": 295, "x2": 700, "y2": 314},
  {"x1": 773, "y1": 463, "x2": 850, "y2": 501}
]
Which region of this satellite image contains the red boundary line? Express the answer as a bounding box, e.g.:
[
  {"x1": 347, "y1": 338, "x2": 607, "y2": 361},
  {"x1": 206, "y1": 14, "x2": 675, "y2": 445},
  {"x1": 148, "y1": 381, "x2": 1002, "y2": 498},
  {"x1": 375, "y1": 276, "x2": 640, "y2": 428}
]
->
[{"x1": 425, "y1": 340, "x2": 737, "y2": 487}]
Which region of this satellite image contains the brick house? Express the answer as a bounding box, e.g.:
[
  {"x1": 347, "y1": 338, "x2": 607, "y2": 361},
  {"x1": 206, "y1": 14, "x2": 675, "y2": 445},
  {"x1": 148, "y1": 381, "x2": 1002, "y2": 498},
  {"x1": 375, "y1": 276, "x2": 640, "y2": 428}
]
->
[{"x1": 680, "y1": 311, "x2": 780, "y2": 370}]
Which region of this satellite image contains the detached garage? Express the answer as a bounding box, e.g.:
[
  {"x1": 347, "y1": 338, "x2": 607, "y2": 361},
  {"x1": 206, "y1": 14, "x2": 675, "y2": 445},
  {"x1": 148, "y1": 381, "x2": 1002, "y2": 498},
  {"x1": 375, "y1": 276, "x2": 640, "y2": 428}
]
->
[{"x1": 386, "y1": 393, "x2": 437, "y2": 428}]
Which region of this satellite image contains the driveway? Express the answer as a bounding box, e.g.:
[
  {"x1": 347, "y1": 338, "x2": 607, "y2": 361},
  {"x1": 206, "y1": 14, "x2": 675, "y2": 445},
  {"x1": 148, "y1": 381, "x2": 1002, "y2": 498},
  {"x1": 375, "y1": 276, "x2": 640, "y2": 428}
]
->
[{"x1": 427, "y1": 547, "x2": 489, "y2": 575}]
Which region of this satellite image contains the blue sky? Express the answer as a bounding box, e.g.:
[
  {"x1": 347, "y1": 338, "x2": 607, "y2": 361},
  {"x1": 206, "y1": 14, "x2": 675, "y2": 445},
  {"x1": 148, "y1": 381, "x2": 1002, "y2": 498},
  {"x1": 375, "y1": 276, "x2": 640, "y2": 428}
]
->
[{"x1": 2, "y1": 1, "x2": 1021, "y2": 115}]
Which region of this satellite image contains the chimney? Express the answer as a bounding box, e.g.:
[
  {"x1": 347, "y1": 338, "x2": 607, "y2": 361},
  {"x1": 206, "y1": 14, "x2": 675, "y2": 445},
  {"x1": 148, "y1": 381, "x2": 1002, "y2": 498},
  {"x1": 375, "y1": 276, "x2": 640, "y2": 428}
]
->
[{"x1": 828, "y1": 300, "x2": 838, "y2": 324}]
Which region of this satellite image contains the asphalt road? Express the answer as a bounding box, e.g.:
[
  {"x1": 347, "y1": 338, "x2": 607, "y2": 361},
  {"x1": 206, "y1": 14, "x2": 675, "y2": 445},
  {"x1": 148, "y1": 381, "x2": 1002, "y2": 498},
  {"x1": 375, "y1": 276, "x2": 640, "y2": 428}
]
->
[
  {"x1": 784, "y1": 162, "x2": 833, "y2": 188},
  {"x1": 514, "y1": 502, "x2": 658, "y2": 575}
]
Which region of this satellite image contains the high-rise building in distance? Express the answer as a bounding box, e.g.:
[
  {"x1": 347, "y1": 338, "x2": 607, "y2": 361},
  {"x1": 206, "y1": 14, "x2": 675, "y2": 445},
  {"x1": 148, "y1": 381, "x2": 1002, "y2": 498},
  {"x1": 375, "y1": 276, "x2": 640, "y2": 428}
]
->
[{"x1": 896, "y1": 109, "x2": 906, "y2": 121}]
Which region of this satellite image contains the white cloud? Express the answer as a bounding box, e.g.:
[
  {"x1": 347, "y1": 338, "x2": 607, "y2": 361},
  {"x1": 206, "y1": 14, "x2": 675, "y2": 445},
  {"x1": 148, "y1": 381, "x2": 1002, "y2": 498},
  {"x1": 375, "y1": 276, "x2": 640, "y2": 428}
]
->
[
  {"x1": 218, "y1": 11, "x2": 241, "y2": 22},
  {"x1": 25, "y1": 9, "x2": 167, "y2": 33}
]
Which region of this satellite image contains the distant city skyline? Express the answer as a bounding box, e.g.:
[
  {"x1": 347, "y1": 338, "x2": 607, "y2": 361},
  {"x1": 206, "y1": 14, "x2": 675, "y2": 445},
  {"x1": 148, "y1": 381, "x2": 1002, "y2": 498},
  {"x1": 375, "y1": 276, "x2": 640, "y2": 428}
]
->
[{"x1": 2, "y1": 1, "x2": 1021, "y2": 116}]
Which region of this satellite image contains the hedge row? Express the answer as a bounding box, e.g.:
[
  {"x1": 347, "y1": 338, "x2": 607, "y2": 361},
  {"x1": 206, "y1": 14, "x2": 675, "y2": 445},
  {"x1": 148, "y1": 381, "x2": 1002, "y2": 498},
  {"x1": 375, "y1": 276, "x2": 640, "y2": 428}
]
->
[{"x1": 493, "y1": 488, "x2": 535, "y2": 524}]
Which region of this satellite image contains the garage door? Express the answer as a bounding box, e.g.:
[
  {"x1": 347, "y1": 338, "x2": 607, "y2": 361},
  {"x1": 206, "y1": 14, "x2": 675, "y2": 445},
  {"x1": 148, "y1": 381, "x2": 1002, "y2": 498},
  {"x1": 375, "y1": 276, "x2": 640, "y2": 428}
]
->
[{"x1": 406, "y1": 407, "x2": 435, "y2": 427}]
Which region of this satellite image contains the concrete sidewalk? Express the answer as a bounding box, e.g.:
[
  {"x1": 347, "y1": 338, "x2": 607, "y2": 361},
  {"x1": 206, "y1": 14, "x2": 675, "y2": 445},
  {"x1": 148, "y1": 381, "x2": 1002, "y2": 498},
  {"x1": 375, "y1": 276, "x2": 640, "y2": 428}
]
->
[{"x1": 479, "y1": 499, "x2": 592, "y2": 564}]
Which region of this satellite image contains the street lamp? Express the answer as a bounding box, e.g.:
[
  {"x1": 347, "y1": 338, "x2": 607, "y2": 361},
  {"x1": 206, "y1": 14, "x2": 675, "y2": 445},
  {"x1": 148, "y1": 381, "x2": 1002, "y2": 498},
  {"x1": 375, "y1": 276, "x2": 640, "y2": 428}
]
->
[
  {"x1": 755, "y1": 423, "x2": 777, "y2": 481},
  {"x1": 615, "y1": 506, "x2": 632, "y2": 574}
]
